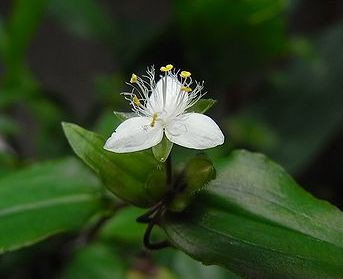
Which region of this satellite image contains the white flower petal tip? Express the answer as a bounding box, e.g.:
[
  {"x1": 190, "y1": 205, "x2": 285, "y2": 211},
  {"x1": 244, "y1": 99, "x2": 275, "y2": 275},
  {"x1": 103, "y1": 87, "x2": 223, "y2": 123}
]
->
[
  {"x1": 105, "y1": 64, "x2": 226, "y2": 153},
  {"x1": 165, "y1": 113, "x2": 224, "y2": 150},
  {"x1": 103, "y1": 117, "x2": 163, "y2": 153}
]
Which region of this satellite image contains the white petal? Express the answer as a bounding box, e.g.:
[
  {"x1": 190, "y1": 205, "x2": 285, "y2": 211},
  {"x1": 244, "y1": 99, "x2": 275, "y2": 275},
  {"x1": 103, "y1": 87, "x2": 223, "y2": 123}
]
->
[
  {"x1": 148, "y1": 76, "x2": 187, "y2": 115},
  {"x1": 104, "y1": 117, "x2": 163, "y2": 153},
  {"x1": 165, "y1": 113, "x2": 224, "y2": 149}
]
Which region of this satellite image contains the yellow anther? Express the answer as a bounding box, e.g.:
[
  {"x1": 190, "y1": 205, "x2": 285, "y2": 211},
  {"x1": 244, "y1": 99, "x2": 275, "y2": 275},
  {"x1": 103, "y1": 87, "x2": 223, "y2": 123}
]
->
[
  {"x1": 181, "y1": 86, "x2": 192, "y2": 92},
  {"x1": 130, "y1": 73, "x2": 138, "y2": 83},
  {"x1": 180, "y1": 70, "x2": 191, "y2": 78},
  {"x1": 160, "y1": 64, "x2": 173, "y2": 72},
  {"x1": 150, "y1": 113, "x2": 158, "y2": 127},
  {"x1": 133, "y1": 95, "x2": 140, "y2": 106},
  {"x1": 165, "y1": 64, "x2": 173, "y2": 71}
]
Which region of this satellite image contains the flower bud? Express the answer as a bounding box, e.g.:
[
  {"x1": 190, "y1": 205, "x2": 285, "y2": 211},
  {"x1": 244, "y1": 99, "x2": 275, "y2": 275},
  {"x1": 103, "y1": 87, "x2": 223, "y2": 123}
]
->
[{"x1": 168, "y1": 156, "x2": 216, "y2": 212}]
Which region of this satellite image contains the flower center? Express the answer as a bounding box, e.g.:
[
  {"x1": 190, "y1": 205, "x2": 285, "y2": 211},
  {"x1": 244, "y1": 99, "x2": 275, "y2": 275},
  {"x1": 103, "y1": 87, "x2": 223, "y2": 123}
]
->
[{"x1": 122, "y1": 64, "x2": 206, "y2": 123}]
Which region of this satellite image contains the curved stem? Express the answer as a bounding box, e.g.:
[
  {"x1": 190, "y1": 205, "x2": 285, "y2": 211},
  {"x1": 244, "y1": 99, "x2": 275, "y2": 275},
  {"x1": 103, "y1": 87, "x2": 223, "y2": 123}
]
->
[
  {"x1": 136, "y1": 199, "x2": 164, "y2": 223},
  {"x1": 143, "y1": 207, "x2": 170, "y2": 250},
  {"x1": 137, "y1": 155, "x2": 174, "y2": 250}
]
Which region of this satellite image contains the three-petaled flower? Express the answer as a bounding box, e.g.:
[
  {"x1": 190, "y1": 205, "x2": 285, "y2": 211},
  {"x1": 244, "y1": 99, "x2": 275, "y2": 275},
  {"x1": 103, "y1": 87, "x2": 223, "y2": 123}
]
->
[{"x1": 104, "y1": 64, "x2": 225, "y2": 153}]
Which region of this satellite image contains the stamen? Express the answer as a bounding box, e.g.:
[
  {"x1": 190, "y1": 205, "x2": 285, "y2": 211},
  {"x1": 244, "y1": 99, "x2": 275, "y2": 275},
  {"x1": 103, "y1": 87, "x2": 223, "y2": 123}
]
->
[
  {"x1": 150, "y1": 113, "x2": 158, "y2": 127},
  {"x1": 165, "y1": 64, "x2": 173, "y2": 71},
  {"x1": 181, "y1": 86, "x2": 192, "y2": 92},
  {"x1": 160, "y1": 64, "x2": 173, "y2": 72},
  {"x1": 130, "y1": 73, "x2": 138, "y2": 83},
  {"x1": 180, "y1": 70, "x2": 191, "y2": 78},
  {"x1": 123, "y1": 65, "x2": 205, "y2": 122},
  {"x1": 133, "y1": 95, "x2": 140, "y2": 106}
]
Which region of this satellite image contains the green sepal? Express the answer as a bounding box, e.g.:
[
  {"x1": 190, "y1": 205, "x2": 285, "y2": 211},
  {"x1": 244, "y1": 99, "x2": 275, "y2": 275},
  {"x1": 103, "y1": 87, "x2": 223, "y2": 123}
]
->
[
  {"x1": 152, "y1": 136, "x2": 173, "y2": 163},
  {"x1": 187, "y1": 99, "x2": 216, "y2": 114},
  {"x1": 113, "y1": 111, "x2": 135, "y2": 122}
]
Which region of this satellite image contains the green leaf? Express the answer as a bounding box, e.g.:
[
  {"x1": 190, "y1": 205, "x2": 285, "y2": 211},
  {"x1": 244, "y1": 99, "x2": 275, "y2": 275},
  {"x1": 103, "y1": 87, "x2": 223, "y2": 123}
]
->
[
  {"x1": 172, "y1": 251, "x2": 242, "y2": 279},
  {"x1": 0, "y1": 158, "x2": 104, "y2": 253},
  {"x1": 187, "y1": 99, "x2": 216, "y2": 114},
  {"x1": 226, "y1": 115, "x2": 278, "y2": 151},
  {"x1": 62, "y1": 122, "x2": 166, "y2": 208},
  {"x1": 61, "y1": 242, "x2": 126, "y2": 279},
  {"x1": 162, "y1": 150, "x2": 343, "y2": 279}
]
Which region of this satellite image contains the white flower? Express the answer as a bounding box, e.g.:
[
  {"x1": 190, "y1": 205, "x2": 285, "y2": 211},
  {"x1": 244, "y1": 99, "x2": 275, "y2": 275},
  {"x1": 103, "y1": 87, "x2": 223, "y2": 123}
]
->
[{"x1": 104, "y1": 64, "x2": 225, "y2": 153}]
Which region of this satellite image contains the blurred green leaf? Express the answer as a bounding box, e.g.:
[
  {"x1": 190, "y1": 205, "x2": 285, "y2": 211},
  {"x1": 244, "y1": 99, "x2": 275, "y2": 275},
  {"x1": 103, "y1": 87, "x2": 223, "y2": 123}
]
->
[
  {"x1": 174, "y1": 0, "x2": 288, "y2": 81},
  {"x1": 62, "y1": 122, "x2": 166, "y2": 208},
  {"x1": 62, "y1": 242, "x2": 126, "y2": 279},
  {"x1": 248, "y1": 24, "x2": 343, "y2": 173},
  {"x1": 93, "y1": 74, "x2": 126, "y2": 106},
  {"x1": 0, "y1": 151, "x2": 17, "y2": 176},
  {"x1": 187, "y1": 99, "x2": 216, "y2": 114},
  {"x1": 100, "y1": 206, "x2": 166, "y2": 247},
  {"x1": 127, "y1": 268, "x2": 178, "y2": 279},
  {"x1": 0, "y1": 70, "x2": 39, "y2": 108},
  {"x1": 100, "y1": 207, "x2": 146, "y2": 244},
  {"x1": 94, "y1": 110, "x2": 122, "y2": 136},
  {"x1": 172, "y1": 252, "x2": 241, "y2": 279},
  {"x1": 226, "y1": 114, "x2": 278, "y2": 151},
  {"x1": 28, "y1": 99, "x2": 65, "y2": 159},
  {"x1": 48, "y1": 0, "x2": 114, "y2": 41},
  {"x1": 49, "y1": 1, "x2": 164, "y2": 65},
  {"x1": 0, "y1": 17, "x2": 7, "y2": 59},
  {"x1": 290, "y1": 37, "x2": 316, "y2": 60},
  {"x1": 3, "y1": 0, "x2": 47, "y2": 77},
  {"x1": 0, "y1": 157, "x2": 104, "y2": 253},
  {"x1": 0, "y1": 115, "x2": 20, "y2": 136},
  {"x1": 163, "y1": 150, "x2": 343, "y2": 279},
  {"x1": 0, "y1": 0, "x2": 55, "y2": 113}
]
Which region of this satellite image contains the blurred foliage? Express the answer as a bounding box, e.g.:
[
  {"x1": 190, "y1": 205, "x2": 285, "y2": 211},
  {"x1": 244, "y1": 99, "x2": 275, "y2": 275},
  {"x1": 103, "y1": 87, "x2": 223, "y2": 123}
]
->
[
  {"x1": 62, "y1": 243, "x2": 126, "y2": 279},
  {"x1": 232, "y1": 25, "x2": 343, "y2": 173},
  {"x1": 48, "y1": 0, "x2": 114, "y2": 41},
  {"x1": 99, "y1": 207, "x2": 146, "y2": 245},
  {"x1": 173, "y1": 0, "x2": 288, "y2": 82},
  {"x1": 1, "y1": 0, "x2": 343, "y2": 278}
]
